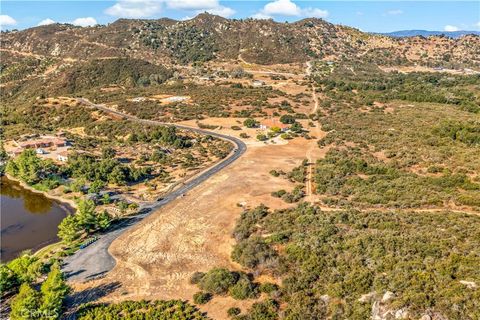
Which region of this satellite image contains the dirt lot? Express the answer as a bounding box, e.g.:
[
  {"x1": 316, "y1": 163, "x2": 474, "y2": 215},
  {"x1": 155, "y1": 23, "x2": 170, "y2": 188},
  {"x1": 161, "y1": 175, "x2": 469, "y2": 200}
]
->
[{"x1": 71, "y1": 129, "x2": 324, "y2": 319}]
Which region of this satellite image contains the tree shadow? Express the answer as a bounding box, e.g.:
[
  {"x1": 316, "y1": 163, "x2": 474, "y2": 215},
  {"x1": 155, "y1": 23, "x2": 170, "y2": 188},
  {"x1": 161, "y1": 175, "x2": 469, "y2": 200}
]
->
[
  {"x1": 65, "y1": 281, "x2": 122, "y2": 308},
  {"x1": 63, "y1": 269, "x2": 86, "y2": 279}
]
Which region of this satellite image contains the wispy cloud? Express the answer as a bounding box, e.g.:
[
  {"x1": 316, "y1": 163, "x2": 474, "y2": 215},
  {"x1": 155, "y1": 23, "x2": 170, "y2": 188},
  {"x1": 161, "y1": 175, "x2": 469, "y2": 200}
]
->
[
  {"x1": 444, "y1": 25, "x2": 459, "y2": 32},
  {"x1": 0, "y1": 15, "x2": 17, "y2": 28},
  {"x1": 72, "y1": 17, "x2": 97, "y2": 27},
  {"x1": 105, "y1": 0, "x2": 162, "y2": 18},
  {"x1": 386, "y1": 9, "x2": 403, "y2": 16},
  {"x1": 38, "y1": 18, "x2": 55, "y2": 26},
  {"x1": 252, "y1": 0, "x2": 328, "y2": 19},
  {"x1": 105, "y1": 0, "x2": 234, "y2": 19}
]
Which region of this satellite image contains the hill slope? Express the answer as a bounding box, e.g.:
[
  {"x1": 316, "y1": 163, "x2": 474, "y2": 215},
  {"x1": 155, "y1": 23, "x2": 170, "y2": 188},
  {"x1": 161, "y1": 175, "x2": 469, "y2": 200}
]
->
[{"x1": 1, "y1": 13, "x2": 479, "y2": 67}]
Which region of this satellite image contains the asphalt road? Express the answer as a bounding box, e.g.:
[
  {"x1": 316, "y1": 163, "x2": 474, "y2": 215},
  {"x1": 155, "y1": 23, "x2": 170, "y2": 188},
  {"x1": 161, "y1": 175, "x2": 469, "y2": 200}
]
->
[{"x1": 62, "y1": 99, "x2": 246, "y2": 282}]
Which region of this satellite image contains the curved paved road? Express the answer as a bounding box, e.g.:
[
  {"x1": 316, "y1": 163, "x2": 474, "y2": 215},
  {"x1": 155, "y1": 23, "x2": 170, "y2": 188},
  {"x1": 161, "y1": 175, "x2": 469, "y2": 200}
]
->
[{"x1": 62, "y1": 99, "x2": 246, "y2": 282}]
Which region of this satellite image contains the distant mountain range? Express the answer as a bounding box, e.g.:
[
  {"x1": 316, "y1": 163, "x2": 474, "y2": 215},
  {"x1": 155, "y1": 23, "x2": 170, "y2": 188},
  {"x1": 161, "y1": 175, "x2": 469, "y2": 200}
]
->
[{"x1": 381, "y1": 30, "x2": 480, "y2": 38}]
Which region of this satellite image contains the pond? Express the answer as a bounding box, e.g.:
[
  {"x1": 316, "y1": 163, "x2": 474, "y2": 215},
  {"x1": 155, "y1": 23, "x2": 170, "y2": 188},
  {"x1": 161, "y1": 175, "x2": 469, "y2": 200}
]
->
[{"x1": 0, "y1": 176, "x2": 72, "y2": 262}]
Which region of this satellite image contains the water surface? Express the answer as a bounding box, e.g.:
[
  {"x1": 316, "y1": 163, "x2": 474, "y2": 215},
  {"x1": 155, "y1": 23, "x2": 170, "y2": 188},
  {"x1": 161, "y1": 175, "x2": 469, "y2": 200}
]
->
[{"x1": 1, "y1": 177, "x2": 72, "y2": 262}]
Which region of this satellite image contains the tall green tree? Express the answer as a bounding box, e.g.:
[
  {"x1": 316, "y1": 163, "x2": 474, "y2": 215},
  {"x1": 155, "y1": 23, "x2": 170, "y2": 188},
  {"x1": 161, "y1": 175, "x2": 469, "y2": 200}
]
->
[
  {"x1": 0, "y1": 264, "x2": 18, "y2": 294},
  {"x1": 57, "y1": 215, "x2": 80, "y2": 243},
  {"x1": 76, "y1": 199, "x2": 97, "y2": 233},
  {"x1": 40, "y1": 265, "x2": 70, "y2": 319},
  {"x1": 6, "y1": 253, "x2": 42, "y2": 283},
  {"x1": 10, "y1": 283, "x2": 40, "y2": 320},
  {"x1": 96, "y1": 211, "x2": 112, "y2": 230}
]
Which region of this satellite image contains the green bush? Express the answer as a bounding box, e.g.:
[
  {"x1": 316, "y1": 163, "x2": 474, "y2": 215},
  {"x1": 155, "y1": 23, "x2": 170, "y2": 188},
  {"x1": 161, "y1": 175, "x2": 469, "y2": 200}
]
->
[
  {"x1": 227, "y1": 307, "x2": 241, "y2": 317},
  {"x1": 231, "y1": 237, "x2": 277, "y2": 269},
  {"x1": 243, "y1": 118, "x2": 259, "y2": 128},
  {"x1": 193, "y1": 291, "x2": 212, "y2": 304},
  {"x1": 243, "y1": 299, "x2": 279, "y2": 320},
  {"x1": 259, "y1": 283, "x2": 279, "y2": 294},
  {"x1": 256, "y1": 134, "x2": 268, "y2": 142},
  {"x1": 229, "y1": 277, "x2": 258, "y2": 300},
  {"x1": 198, "y1": 268, "x2": 238, "y2": 295}
]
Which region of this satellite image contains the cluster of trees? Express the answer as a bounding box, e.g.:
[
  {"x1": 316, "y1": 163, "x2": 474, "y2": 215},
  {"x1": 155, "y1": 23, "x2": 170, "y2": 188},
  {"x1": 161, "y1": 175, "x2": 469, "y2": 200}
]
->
[
  {"x1": 67, "y1": 153, "x2": 151, "y2": 186},
  {"x1": 190, "y1": 268, "x2": 260, "y2": 301},
  {"x1": 77, "y1": 300, "x2": 207, "y2": 320},
  {"x1": 189, "y1": 268, "x2": 280, "y2": 319},
  {"x1": 9, "y1": 265, "x2": 70, "y2": 320},
  {"x1": 1, "y1": 254, "x2": 43, "y2": 295},
  {"x1": 4, "y1": 101, "x2": 94, "y2": 139},
  {"x1": 84, "y1": 121, "x2": 192, "y2": 149},
  {"x1": 5, "y1": 150, "x2": 61, "y2": 189},
  {"x1": 435, "y1": 120, "x2": 480, "y2": 146},
  {"x1": 231, "y1": 206, "x2": 278, "y2": 270},
  {"x1": 271, "y1": 185, "x2": 305, "y2": 203},
  {"x1": 57, "y1": 199, "x2": 111, "y2": 243},
  {"x1": 230, "y1": 203, "x2": 480, "y2": 318},
  {"x1": 61, "y1": 58, "x2": 173, "y2": 92},
  {"x1": 286, "y1": 161, "x2": 307, "y2": 183},
  {"x1": 141, "y1": 25, "x2": 218, "y2": 64},
  {"x1": 1, "y1": 254, "x2": 69, "y2": 320}
]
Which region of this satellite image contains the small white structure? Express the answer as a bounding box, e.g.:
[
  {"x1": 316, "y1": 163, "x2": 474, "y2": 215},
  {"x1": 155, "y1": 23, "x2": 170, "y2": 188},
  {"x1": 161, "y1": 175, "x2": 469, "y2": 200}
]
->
[
  {"x1": 252, "y1": 80, "x2": 265, "y2": 87},
  {"x1": 131, "y1": 97, "x2": 146, "y2": 102},
  {"x1": 36, "y1": 148, "x2": 47, "y2": 155},
  {"x1": 57, "y1": 151, "x2": 69, "y2": 162}
]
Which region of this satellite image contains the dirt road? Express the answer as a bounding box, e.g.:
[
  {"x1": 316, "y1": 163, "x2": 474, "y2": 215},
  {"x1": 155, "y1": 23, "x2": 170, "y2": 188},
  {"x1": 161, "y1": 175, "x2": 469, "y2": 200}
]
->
[{"x1": 62, "y1": 100, "x2": 246, "y2": 282}]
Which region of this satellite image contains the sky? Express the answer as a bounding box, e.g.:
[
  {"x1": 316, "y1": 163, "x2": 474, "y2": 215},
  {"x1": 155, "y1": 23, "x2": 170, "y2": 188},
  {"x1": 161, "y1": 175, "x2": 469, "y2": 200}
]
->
[{"x1": 0, "y1": 0, "x2": 479, "y2": 33}]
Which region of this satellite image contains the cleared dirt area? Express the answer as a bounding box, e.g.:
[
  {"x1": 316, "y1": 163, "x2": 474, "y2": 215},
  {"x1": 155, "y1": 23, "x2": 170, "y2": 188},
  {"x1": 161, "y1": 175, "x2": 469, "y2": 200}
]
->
[{"x1": 70, "y1": 130, "x2": 323, "y2": 318}]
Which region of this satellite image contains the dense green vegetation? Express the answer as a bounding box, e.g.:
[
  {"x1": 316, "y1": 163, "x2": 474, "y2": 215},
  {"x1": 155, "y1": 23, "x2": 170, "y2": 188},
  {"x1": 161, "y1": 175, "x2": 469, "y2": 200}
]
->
[
  {"x1": 57, "y1": 199, "x2": 111, "y2": 243},
  {"x1": 77, "y1": 300, "x2": 207, "y2": 319},
  {"x1": 5, "y1": 149, "x2": 61, "y2": 189},
  {"x1": 61, "y1": 58, "x2": 173, "y2": 93},
  {"x1": 191, "y1": 268, "x2": 259, "y2": 301},
  {"x1": 435, "y1": 120, "x2": 480, "y2": 146},
  {"x1": 114, "y1": 83, "x2": 283, "y2": 122},
  {"x1": 313, "y1": 62, "x2": 480, "y2": 113},
  {"x1": 67, "y1": 153, "x2": 151, "y2": 186},
  {"x1": 9, "y1": 265, "x2": 70, "y2": 320},
  {"x1": 314, "y1": 147, "x2": 480, "y2": 208},
  {"x1": 1, "y1": 254, "x2": 70, "y2": 320},
  {"x1": 141, "y1": 23, "x2": 218, "y2": 63},
  {"x1": 0, "y1": 253, "x2": 43, "y2": 295},
  {"x1": 231, "y1": 203, "x2": 480, "y2": 319},
  {"x1": 1, "y1": 100, "x2": 94, "y2": 139}
]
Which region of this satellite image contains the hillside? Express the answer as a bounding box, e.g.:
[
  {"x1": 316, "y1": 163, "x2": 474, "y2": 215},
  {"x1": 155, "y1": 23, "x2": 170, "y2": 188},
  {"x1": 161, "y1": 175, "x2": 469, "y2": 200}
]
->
[{"x1": 1, "y1": 13, "x2": 480, "y2": 68}]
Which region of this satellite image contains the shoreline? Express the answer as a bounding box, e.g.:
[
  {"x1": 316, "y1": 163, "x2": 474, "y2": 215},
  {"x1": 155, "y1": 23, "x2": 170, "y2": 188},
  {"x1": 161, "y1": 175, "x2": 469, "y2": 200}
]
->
[
  {"x1": 1, "y1": 174, "x2": 76, "y2": 261},
  {"x1": 3, "y1": 173, "x2": 77, "y2": 212}
]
